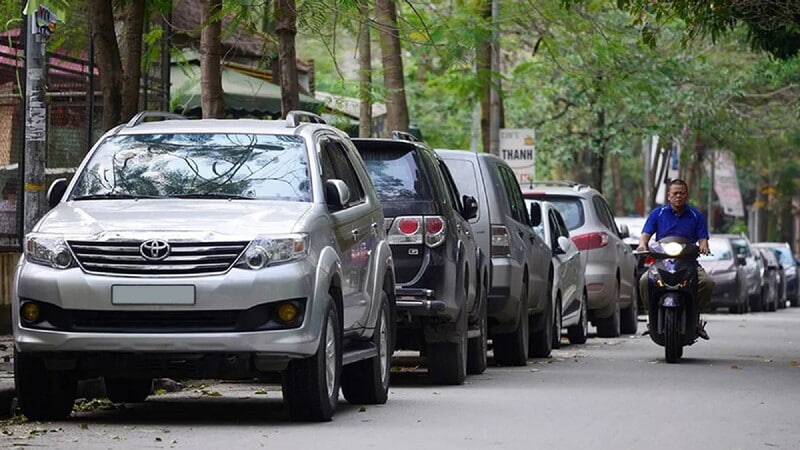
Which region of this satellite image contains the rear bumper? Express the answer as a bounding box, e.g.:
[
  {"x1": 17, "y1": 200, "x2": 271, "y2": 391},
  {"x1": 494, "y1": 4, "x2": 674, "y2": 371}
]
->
[{"x1": 487, "y1": 258, "x2": 522, "y2": 333}]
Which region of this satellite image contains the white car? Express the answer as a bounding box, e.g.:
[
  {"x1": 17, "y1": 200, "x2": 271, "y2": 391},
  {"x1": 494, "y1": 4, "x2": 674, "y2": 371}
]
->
[{"x1": 528, "y1": 200, "x2": 588, "y2": 346}]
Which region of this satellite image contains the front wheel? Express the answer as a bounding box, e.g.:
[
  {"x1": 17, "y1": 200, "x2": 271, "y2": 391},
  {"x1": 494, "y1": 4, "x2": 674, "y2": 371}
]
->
[
  {"x1": 664, "y1": 308, "x2": 682, "y2": 364},
  {"x1": 494, "y1": 284, "x2": 529, "y2": 366},
  {"x1": 467, "y1": 287, "x2": 488, "y2": 375},
  {"x1": 282, "y1": 295, "x2": 342, "y2": 421},
  {"x1": 342, "y1": 291, "x2": 392, "y2": 404},
  {"x1": 15, "y1": 350, "x2": 77, "y2": 420},
  {"x1": 568, "y1": 291, "x2": 589, "y2": 345}
]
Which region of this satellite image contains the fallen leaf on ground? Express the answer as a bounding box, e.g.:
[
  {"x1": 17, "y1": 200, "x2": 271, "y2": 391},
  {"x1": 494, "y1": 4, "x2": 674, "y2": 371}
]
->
[
  {"x1": 254, "y1": 389, "x2": 268, "y2": 395},
  {"x1": 790, "y1": 360, "x2": 800, "y2": 368},
  {"x1": 730, "y1": 365, "x2": 741, "y2": 370},
  {"x1": 763, "y1": 359, "x2": 772, "y2": 363},
  {"x1": 358, "y1": 406, "x2": 366, "y2": 412},
  {"x1": 530, "y1": 368, "x2": 539, "y2": 372}
]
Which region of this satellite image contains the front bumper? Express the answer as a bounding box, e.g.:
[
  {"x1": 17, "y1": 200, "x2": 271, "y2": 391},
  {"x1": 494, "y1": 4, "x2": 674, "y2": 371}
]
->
[{"x1": 13, "y1": 258, "x2": 323, "y2": 358}]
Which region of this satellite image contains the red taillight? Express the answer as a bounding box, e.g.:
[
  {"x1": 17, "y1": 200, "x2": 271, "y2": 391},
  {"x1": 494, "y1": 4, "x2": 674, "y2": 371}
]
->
[
  {"x1": 398, "y1": 217, "x2": 420, "y2": 235},
  {"x1": 571, "y1": 232, "x2": 609, "y2": 251},
  {"x1": 644, "y1": 256, "x2": 656, "y2": 266},
  {"x1": 425, "y1": 217, "x2": 444, "y2": 234}
]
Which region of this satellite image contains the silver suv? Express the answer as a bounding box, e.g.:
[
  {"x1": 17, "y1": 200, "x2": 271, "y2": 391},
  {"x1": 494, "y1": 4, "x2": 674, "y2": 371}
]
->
[{"x1": 13, "y1": 111, "x2": 396, "y2": 422}]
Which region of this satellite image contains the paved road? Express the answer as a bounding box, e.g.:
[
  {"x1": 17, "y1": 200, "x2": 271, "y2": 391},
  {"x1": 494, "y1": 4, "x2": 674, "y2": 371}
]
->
[{"x1": 2, "y1": 308, "x2": 799, "y2": 449}]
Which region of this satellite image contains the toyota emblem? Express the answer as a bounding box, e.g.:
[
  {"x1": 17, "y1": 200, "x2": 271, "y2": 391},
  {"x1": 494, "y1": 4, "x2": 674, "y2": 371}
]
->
[{"x1": 140, "y1": 239, "x2": 170, "y2": 261}]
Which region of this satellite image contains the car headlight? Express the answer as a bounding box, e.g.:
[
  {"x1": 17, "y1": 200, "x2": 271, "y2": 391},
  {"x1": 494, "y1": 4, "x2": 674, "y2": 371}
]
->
[
  {"x1": 235, "y1": 234, "x2": 308, "y2": 270},
  {"x1": 25, "y1": 234, "x2": 75, "y2": 269}
]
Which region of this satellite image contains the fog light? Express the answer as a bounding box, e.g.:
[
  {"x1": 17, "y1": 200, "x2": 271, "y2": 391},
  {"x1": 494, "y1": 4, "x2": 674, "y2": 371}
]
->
[
  {"x1": 277, "y1": 302, "x2": 298, "y2": 323},
  {"x1": 21, "y1": 302, "x2": 40, "y2": 323},
  {"x1": 656, "y1": 279, "x2": 665, "y2": 288}
]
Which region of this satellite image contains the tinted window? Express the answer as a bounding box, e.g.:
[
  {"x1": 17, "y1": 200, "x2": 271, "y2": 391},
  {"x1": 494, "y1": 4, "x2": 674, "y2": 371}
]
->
[
  {"x1": 322, "y1": 141, "x2": 365, "y2": 205},
  {"x1": 592, "y1": 196, "x2": 616, "y2": 232},
  {"x1": 360, "y1": 148, "x2": 432, "y2": 202},
  {"x1": 498, "y1": 165, "x2": 529, "y2": 224},
  {"x1": 438, "y1": 161, "x2": 463, "y2": 215},
  {"x1": 72, "y1": 133, "x2": 311, "y2": 201}
]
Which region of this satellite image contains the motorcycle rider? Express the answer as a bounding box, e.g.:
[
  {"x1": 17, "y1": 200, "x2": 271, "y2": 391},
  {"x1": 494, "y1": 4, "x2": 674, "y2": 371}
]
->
[{"x1": 636, "y1": 179, "x2": 714, "y2": 339}]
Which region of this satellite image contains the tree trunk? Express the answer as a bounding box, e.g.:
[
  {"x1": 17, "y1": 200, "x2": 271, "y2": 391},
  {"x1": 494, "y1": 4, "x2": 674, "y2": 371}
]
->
[
  {"x1": 121, "y1": 0, "x2": 146, "y2": 122},
  {"x1": 476, "y1": 0, "x2": 491, "y2": 153},
  {"x1": 275, "y1": 0, "x2": 300, "y2": 118},
  {"x1": 611, "y1": 151, "x2": 623, "y2": 214},
  {"x1": 375, "y1": 0, "x2": 409, "y2": 134},
  {"x1": 200, "y1": 0, "x2": 225, "y2": 118},
  {"x1": 357, "y1": 15, "x2": 372, "y2": 137},
  {"x1": 89, "y1": 0, "x2": 123, "y2": 131},
  {"x1": 593, "y1": 109, "x2": 606, "y2": 193}
]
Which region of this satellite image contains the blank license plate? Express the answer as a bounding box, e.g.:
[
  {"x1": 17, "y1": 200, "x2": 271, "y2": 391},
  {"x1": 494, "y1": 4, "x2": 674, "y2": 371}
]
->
[{"x1": 112, "y1": 285, "x2": 196, "y2": 305}]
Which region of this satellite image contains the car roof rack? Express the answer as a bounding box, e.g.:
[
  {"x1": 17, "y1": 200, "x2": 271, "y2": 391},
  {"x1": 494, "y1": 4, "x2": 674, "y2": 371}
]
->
[
  {"x1": 125, "y1": 111, "x2": 188, "y2": 129},
  {"x1": 286, "y1": 111, "x2": 326, "y2": 127},
  {"x1": 391, "y1": 130, "x2": 420, "y2": 142},
  {"x1": 526, "y1": 180, "x2": 589, "y2": 190}
]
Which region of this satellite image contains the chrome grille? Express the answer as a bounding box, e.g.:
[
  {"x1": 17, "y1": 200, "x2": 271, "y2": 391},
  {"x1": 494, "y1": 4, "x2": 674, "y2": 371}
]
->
[{"x1": 68, "y1": 240, "x2": 249, "y2": 276}]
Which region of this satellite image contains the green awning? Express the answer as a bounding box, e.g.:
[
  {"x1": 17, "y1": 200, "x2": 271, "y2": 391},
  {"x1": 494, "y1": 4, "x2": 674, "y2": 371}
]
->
[{"x1": 170, "y1": 63, "x2": 322, "y2": 118}]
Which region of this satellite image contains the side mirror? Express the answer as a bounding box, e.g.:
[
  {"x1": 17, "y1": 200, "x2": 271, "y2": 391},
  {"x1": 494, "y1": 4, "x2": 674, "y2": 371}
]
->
[
  {"x1": 324, "y1": 179, "x2": 350, "y2": 210},
  {"x1": 735, "y1": 254, "x2": 747, "y2": 266},
  {"x1": 618, "y1": 224, "x2": 630, "y2": 239},
  {"x1": 529, "y1": 202, "x2": 542, "y2": 227},
  {"x1": 462, "y1": 195, "x2": 478, "y2": 220},
  {"x1": 557, "y1": 236, "x2": 573, "y2": 255},
  {"x1": 47, "y1": 178, "x2": 68, "y2": 209}
]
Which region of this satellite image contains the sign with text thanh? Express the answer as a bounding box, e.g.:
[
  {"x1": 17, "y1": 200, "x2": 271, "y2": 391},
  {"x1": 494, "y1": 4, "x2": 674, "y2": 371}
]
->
[{"x1": 500, "y1": 128, "x2": 536, "y2": 184}]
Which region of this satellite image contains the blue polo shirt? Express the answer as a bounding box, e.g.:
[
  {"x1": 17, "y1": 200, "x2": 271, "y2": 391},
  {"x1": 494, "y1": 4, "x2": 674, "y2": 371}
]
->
[{"x1": 642, "y1": 203, "x2": 709, "y2": 242}]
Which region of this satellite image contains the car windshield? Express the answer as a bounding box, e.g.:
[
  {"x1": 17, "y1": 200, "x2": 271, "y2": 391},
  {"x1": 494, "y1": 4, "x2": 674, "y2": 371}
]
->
[
  {"x1": 699, "y1": 238, "x2": 733, "y2": 261},
  {"x1": 359, "y1": 147, "x2": 433, "y2": 202},
  {"x1": 770, "y1": 247, "x2": 795, "y2": 266},
  {"x1": 730, "y1": 238, "x2": 751, "y2": 257},
  {"x1": 70, "y1": 133, "x2": 311, "y2": 201}
]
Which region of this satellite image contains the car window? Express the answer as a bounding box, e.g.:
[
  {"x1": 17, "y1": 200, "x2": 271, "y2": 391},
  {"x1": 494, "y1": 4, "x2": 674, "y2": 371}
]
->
[
  {"x1": 438, "y1": 160, "x2": 464, "y2": 215},
  {"x1": 543, "y1": 197, "x2": 584, "y2": 231},
  {"x1": 592, "y1": 196, "x2": 617, "y2": 232},
  {"x1": 443, "y1": 158, "x2": 480, "y2": 222},
  {"x1": 498, "y1": 165, "x2": 530, "y2": 225},
  {"x1": 548, "y1": 211, "x2": 559, "y2": 246},
  {"x1": 360, "y1": 146, "x2": 433, "y2": 202},
  {"x1": 71, "y1": 133, "x2": 311, "y2": 201},
  {"x1": 321, "y1": 140, "x2": 366, "y2": 206},
  {"x1": 554, "y1": 211, "x2": 570, "y2": 238},
  {"x1": 700, "y1": 238, "x2": 733, "y2": 261},
  {"x1": 731, "y1": 239, "x2": 752, "y2": 257},
  {"x1": 771, "y1": 247, "x2": 795, "y2": 266}
]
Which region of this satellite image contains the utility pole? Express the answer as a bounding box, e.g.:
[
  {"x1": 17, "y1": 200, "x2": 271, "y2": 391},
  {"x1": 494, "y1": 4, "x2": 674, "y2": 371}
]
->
[
  {"x1": 23, "y1": 6, "x2": 56, "y2": 235},
  {"x1": 488, "y1": 0, "x2": 500, "y2": 156}
]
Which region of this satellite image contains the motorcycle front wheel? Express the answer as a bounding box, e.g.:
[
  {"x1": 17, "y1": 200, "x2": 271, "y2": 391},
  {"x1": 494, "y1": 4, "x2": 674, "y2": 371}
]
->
[{"x1": 664, "y1": 308, "x2": 683, "y2": 363}]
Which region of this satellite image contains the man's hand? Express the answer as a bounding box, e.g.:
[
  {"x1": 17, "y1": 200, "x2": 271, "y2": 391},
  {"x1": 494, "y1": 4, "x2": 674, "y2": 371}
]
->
[
  {"x1": 637, "y1": 232, "x2": 652, "y2": 254},
  {"x1": 635, "y1": 244, "x2": 647, "y2": 254},
  {"x1": 698, "y1": 239, "x2": 711, "y2": 255}
]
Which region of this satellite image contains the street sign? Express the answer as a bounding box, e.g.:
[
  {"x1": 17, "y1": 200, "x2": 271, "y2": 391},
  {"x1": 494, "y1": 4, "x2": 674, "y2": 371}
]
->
[
  {"x1": 710, "y1": 150, "x2": 745, "y2": 217},
  {"x1": 499, "y1": 128, "x2": 535, "y2": 184}
]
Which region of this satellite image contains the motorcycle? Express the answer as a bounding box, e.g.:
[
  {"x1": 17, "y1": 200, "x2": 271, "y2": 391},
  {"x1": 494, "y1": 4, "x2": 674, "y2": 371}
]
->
[{"x1": 639, "y1": 236, "x2": 702, "y2": 363}]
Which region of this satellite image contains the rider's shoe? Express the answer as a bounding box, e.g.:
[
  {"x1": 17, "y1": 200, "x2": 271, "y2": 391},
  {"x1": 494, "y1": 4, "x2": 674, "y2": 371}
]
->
[{"x1": 696, "y1": 321, "x2": 710, "y2": 340}]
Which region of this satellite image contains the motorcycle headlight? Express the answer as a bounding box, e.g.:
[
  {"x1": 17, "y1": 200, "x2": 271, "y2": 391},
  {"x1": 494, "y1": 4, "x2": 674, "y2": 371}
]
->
[
  {"x1": 25, "y1": 234, "x2": 75, "y2": 269},
  {"x1": 662, "y1": 242, "x2": 684, "y2": 257},
  {"x1": 235, "y1": 234, "x2": 308, "y2": 270}
]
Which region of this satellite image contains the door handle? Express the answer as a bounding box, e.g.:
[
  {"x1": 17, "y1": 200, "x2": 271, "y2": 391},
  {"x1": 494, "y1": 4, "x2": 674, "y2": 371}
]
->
[
  {"x1": 351, "y1": 229, "x2": 359, "y2": 240},
  {"x1": 371, "y1": 222, "x2": 379, "y2": 236}
]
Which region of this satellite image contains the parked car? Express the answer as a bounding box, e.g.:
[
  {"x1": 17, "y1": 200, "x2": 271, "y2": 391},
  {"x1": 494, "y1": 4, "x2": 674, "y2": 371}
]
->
[
  {"x1": 720, "y1": 234, "x2": 764, "y2": 311},
  {"x1": 753, "y1": 242, "x2": 797, "y2": 307},
  {"x1": 615, "y1": 215, "x2": 651, "y2": 312},
  {"x1": 522, "y1": 182, "x2": 638, "y2": 337},
  {"x1": 529, "y1": 200, "x2": 589, "y2": 346},
  {"x1": 437, "y1": 150, "x2": 555, "y2": 362},
  {"x1": 13, "y1": 111, "x2": 396, "y2": 422},
  {"x1": 354, "y1": 136, "x2": 485, "y2": 384},
  {"x1": 700, "y1": 235, "x2": 749, "y2": 313},
  {"x1": 754, "y1": 247, "x2": 781, "y2": 311}
]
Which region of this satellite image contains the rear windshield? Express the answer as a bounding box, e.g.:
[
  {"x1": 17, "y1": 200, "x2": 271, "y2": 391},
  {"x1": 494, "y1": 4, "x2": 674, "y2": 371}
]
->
[
  {"x1": 538, "y1": 196, "x2": 584, "y2": 231},
  {"x1": 699, "y1": 238, "x2": 733, "y2": 261},
  {"x1": 358, "y1": 147, "x2": 433, "y2": 202},
  {"x1": 442, "y1": 158, "x2": 480, "y2": 203}
]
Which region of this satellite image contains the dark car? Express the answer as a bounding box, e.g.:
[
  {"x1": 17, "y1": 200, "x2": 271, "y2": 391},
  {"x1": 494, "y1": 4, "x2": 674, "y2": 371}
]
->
[
  {"x1": 437, "y1": 150, "x2": 556, "y2": 362},
  {"x1": 754, "y1": 247, "x2": 782, "y2": 311},
  {"x1": 753, "y1": 242, "x2": 798, "y2": 307},
  {"x1": 354, "y1": 135, "x2": 486, "y2": 384},
  {"x1": 700, "y1": 236, "x2": 749, "y2": 313}
]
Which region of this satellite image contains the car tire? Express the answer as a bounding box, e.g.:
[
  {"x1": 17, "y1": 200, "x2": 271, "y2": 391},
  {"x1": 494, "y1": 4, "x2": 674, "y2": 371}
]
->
[
  {"x1": 530, "y1": 286, "x2": 554, "y2": 358},
  {"x1": 342, "y1": 291, "x2": 392, "y2": 405},
  {"x1": 620, "y1": 284, "x2": 638, "y2": 335},
  {"x1": 427, "y1": 306, "x2": 468, "y2": 385},
  {"x1": 104, "y1": 377, "x2": 153, "y2": 403},
  {"x1": 595, "y1": 283, "x2": 621, "y2": 338},
  {"x1": 15, "y1": 350, "x2": 77, "y2": 421},
  {"x1": 551, "y1": 296, "x2": 562, "y2": 349},
  {"x1": 466, "y1": 286, "x2": 488, "y2": 375},
  {"x1": 568, "y1": 290, "x2": 589, "y2": 345},
  {"x1": 493, "y1": 284, "x2": 529, "y2": 366},
  {"x1": 282, "y1": 295, "x2": 342, "y2": 422}
]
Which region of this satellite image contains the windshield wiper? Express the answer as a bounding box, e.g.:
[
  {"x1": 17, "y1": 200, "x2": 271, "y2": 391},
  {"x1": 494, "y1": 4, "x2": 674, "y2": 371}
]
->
[
  {"x1": 171, "y1": 192, "x2": 254, "y2": 200},
  {"x1": 71, "y1": 193, "x2": 162, "y2": 200}
]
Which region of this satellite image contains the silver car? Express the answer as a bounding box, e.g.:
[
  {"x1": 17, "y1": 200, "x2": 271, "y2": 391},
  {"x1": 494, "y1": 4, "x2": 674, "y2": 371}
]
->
[
  {"x1": 718, "y1": 234, "x2": 765, "y2": 311},
  {"x1": 522, "y1": 182, "x2": 637, "y2": 337},
  {"x1": 529, "y1": 200, "x2": 588, "y2": 346},
  {"x1": 13, "y1": 111, "x2": 396, "y2": 422},
  {"x1": 753, "y1": 242, "x2": 797, "y2": 307}
]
